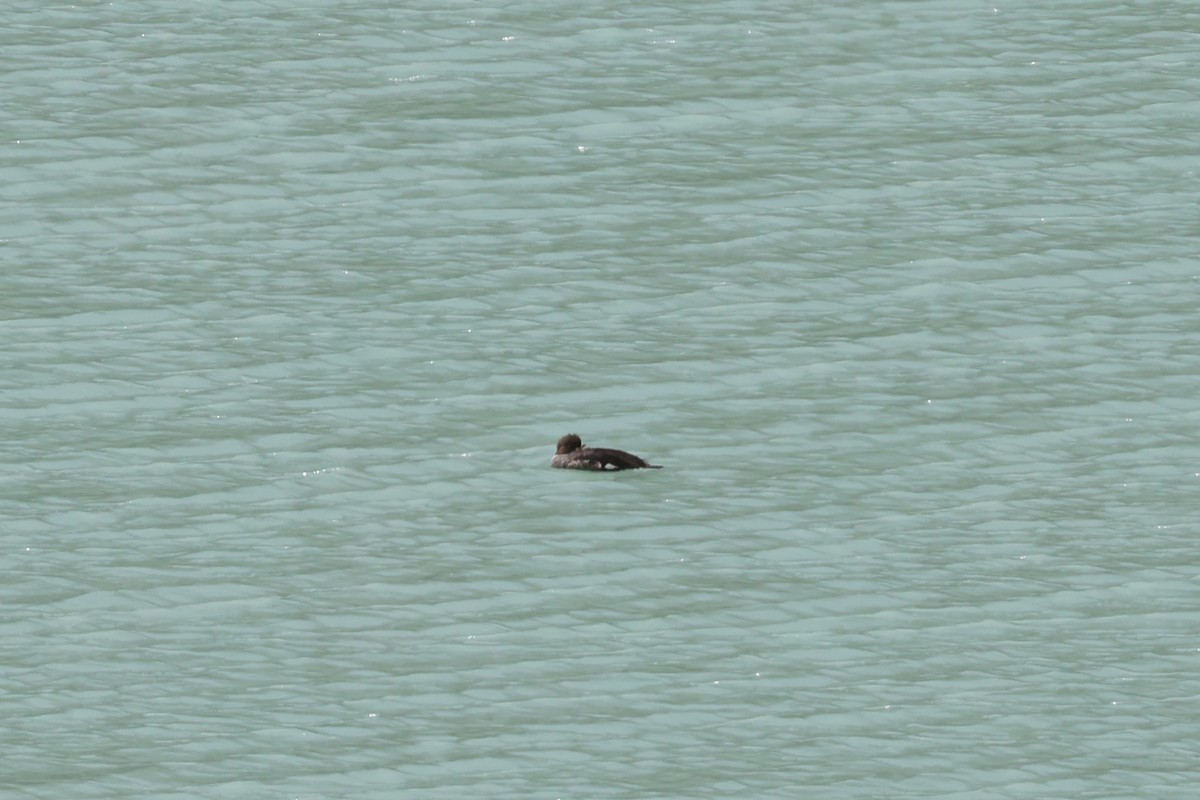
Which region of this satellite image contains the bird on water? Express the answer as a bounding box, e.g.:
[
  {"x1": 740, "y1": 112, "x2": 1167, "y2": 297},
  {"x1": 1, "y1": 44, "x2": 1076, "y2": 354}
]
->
[{"x1": 551, "y1": 433, "x2": 662, "y2": 471}]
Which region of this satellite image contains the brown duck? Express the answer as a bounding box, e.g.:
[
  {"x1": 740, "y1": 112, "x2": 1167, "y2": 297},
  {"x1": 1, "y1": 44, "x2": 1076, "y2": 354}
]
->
[{"x1": 551, "y1": 433, "x2": 662, "y2": 471}]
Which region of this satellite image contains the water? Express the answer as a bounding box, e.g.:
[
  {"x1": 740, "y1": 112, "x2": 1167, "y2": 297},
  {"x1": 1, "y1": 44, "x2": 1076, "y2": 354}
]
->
[{"x1": 4, "y1": 1, "x2": 1199, "y2": 797}]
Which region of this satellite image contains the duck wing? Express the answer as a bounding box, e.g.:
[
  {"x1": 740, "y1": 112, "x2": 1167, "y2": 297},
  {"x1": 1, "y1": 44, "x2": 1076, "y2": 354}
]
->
[{"x1": 583, "y1": 447, "x2": 661, "y2": 470}]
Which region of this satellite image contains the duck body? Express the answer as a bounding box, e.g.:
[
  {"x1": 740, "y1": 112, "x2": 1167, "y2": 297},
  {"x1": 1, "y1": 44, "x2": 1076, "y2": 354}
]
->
[{"x1": 551, "y1": 433, "x2": 662, "y2": 471}]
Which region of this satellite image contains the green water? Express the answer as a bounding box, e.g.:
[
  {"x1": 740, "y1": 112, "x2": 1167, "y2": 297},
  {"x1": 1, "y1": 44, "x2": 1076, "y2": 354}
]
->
[{"x1": 4, "y1": 1, "x2": 1199, "y2": 797}]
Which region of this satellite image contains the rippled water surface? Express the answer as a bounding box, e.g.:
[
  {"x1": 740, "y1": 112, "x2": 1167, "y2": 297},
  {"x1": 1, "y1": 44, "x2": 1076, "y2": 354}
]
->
[{"x1": 4, "y1": 1, "x2": 1200, "y2": 797}]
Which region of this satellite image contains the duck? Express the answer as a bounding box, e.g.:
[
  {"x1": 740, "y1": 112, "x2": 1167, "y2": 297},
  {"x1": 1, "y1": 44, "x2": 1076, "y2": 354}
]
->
[{"x1": 551, "y1": 433, "x2": 662, "y2": 471}]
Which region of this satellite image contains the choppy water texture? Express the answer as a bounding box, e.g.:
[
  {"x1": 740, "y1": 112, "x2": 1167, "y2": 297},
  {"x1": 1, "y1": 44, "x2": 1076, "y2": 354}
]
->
[{"x1": 4, "y1": 1, "x2": 1200, "y2": 797}]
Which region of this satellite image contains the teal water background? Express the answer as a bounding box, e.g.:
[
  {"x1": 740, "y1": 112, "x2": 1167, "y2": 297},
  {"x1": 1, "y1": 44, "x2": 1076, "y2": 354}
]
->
[{"x1": 4, "y1": 1, "x2": 1199, "y2": 797}]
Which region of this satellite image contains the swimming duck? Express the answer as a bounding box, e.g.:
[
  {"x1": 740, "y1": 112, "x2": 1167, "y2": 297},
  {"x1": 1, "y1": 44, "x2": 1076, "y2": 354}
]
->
[{"x1": 551, "y1": 433, "x2": 662, "y2": 471}]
